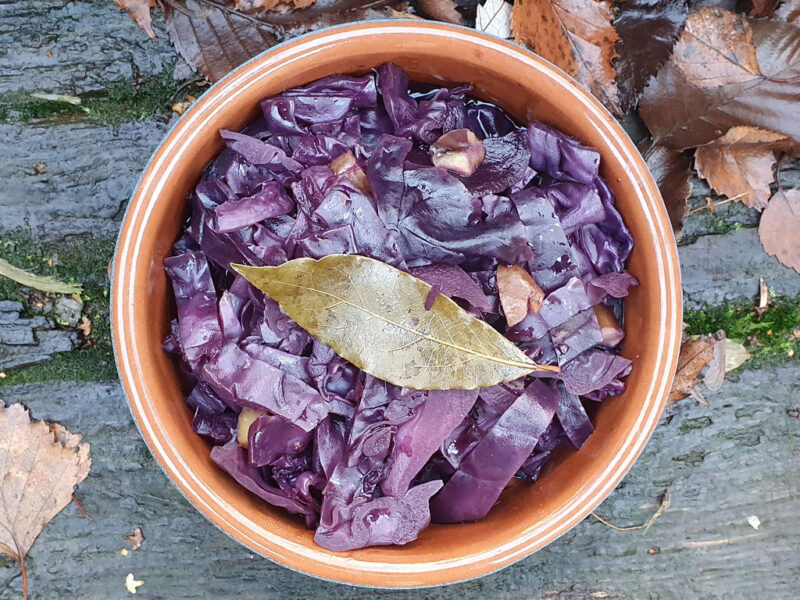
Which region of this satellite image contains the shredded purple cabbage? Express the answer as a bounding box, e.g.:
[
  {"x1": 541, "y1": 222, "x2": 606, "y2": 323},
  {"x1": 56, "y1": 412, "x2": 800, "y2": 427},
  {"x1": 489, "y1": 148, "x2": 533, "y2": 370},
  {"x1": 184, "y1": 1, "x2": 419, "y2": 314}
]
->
[{"x1": 164, "y1": 64, "x2": 637, "y2": 551}]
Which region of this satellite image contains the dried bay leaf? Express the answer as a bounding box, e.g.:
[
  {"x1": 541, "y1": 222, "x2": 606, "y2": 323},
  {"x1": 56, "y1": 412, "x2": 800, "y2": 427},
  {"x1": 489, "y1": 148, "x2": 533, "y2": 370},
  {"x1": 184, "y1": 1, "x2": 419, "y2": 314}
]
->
[
  {"x1": 0, "y1": 404, "x2": 91, "y2": 600},
  {"x1": 233, "y1": 255, "x2": 557, "y2": 390}
]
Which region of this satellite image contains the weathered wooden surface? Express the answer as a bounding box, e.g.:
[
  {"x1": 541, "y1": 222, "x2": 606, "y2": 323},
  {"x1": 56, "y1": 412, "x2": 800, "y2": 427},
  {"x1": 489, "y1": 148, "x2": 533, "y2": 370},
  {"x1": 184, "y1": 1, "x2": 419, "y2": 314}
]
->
[
  {"x1": 0, "y1": 301, "x2": 76, "y2": 370},
  {"x1": 0, "y1": 0, "x2": 180, "y2": 94},
  {"x1": 0, "y1": 369, "x2": 798, "y2": 600},
  {"x1": 1, "y1": 3, "x2": 799, "y2": 599},
  {"x1": 0, "y1": 120, "x2": 170, "y2": 238}
]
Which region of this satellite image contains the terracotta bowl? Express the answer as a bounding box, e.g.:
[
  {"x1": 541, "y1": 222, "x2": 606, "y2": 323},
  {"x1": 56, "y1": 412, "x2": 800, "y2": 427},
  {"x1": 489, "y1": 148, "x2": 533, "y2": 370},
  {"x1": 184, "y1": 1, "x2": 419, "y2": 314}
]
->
[{"x1": 112, "y1": 21, "x2": 682, "y2": 588}]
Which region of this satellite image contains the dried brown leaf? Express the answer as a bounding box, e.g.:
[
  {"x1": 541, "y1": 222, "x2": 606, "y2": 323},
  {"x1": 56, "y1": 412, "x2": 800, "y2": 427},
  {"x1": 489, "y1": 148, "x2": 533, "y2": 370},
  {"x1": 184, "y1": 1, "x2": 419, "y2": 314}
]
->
[
  {"x1": 391, "y1": 8, "x2": 423, "y2": 18},
  {"x1": 476, "y1": 0, "x2": 513, "y2": 38},
  {"x1": 114, "y1": 0, "x2": 156, "y2": 39},
  {"x1": 235, "y1": 0, "x2": 317, "y2": 12},
  {"x1": 749, "y1": 0, "x2": 779, "y2": 17},
  {"x1": 233, "y1": 255, "x2": 558, "y2": 390},
  {"x1": 703, "y1": 330, "x2": 727, "y2": 392},
  {"x1": 496, "y1": 264, "x2": 545, "y2": 327},
  {"x1": 776, "y1": 0, "x2": 800, "y2": 23},
  {"x1": 639, "y1": 139, "x2": 693, "y2": 236},
  {"x1": 417, "y1": 0, "x2": 463, "y2": 23},
  {"x1": 758, "y1": 189, "x2": 800, "y2": 273},
  {"x1": 724, "y1": 339, "x2": 752, "y2": 373},
  {"x1": 124, "y1": 527, "x2": 145, "y2": 551},
  {"x1": 694, "y1": 126, "x2": 789, "y2": 209},
  {"x1": 0, "y1": 404, "x2": 91, "y2": 600},
  {"x1": 77, "y1": 315, "x2": 93, "y2": 338},
  {"x1": 640, "y1": 8, "x2": 800, "y2": 149},
  {"x1": 668, "y1": 335, "x2": 716, "y2": 404},
  {"x1": 511, "y1": 0, "x2": 621, "y2": 115}
]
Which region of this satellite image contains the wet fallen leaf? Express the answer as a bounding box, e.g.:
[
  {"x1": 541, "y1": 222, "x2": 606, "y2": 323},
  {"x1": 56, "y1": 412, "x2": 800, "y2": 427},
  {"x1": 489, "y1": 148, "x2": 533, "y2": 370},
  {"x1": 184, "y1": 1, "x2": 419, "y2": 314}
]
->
[
  {"x1": 114, "y1": 0, "x2": 156, "y2": 39},
  {"x1": 0, "y1": 257, "x2": 81, "y2": 295},
  {"x1": 233, "y1": 255, "x2": 557, "y2": 390},
  {"x1": 476, "y1": 0, "x2": 513, "y2": 38},
  {"x1": 496, "y1": 264, "x2": 545, "y2": 327},
  {"x1": 639, "y1": 139, "x2": 693, "y2": 236},
  {"x1": 0, "y1": 404, "x2": 91, "y2": 600},
  {"x1": 164, "y1": 0, "x2": 404, "y2": 82},
  {"x1": 417, "y1": 0, "x2": 463, "y2": 23},
  {"x1": 669, "y1": 334, "x2": 716, "y2": 404},
  {"x1": 613, "y1": 0, "x2": 688, "y2": 111},
  {"x1": 758, "y1": 189, "x2": 800, "y2": 273},
  {"x1": 124, "y1": 527, "x2": 145, "y2": 551},
  {"x1": 125, "y1": 573, "x2": 145, "y2": 594},
  {"x1": 640, "y1": 8, "x2": 800, "y2": 149},
  {"x1": 694, "y1": 126, "x2": 789, "y2": 209},
  {"x1": 512, "y1": 0, "x2": 621, "y2": 115},
  {"x1": 673, "y1": 7, "x2": 761, "y2": 88},
  {"x1": 164, "y1": 0, "x2": 279, "y2": 82}
]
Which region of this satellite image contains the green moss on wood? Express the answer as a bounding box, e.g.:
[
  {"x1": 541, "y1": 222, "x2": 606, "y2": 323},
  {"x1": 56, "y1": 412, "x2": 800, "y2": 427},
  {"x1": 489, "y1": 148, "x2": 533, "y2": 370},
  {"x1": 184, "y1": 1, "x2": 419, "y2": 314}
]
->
[
  {"x1": 678, "y1": 416, "x2": 713, "y2": 434},
  {"x1": 0, "y1": 232, "x2": 116, "y2": 383},
  {"x1": 684, "y1": 297, "x2": 800, "y2": 368},
  {"x1": 0, "y1": 69, "x2": 203, "y2": 125},
  {"x1": 0, "y1": 350, "x2": 117, "y2": 385}
]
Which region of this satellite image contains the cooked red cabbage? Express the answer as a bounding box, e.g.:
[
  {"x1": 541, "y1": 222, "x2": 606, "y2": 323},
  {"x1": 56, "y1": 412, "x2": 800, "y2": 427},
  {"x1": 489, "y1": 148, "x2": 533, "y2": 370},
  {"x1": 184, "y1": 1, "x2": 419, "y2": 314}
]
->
[{"x1": 163, "y1": 64, "x2": 637, "y2": 551}]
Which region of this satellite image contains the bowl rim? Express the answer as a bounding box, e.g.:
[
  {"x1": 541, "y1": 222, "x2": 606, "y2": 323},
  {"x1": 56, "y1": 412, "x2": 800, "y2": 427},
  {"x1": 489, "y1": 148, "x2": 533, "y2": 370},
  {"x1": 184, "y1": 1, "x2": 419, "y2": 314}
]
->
[{"x1": 112, "y1": 20, "x2": 682, "y2": 588}]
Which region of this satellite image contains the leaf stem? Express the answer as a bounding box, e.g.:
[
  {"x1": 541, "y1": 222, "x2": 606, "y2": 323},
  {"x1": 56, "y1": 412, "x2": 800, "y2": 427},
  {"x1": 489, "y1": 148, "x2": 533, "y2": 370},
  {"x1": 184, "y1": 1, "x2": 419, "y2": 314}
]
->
[
  {"x1": 591, "y1": 487, "x2": 670, "y2": 534},
  {"x1": 20, "y1": 557, "x2": 27, "y2": 600}
]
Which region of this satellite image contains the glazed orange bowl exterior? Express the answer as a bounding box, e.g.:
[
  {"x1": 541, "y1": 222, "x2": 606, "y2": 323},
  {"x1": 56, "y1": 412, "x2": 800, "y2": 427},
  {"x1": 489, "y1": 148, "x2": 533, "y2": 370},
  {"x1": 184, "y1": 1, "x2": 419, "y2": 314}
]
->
[{"x1": 112, "y1": 21, "x2": 682, "y2": 588}]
